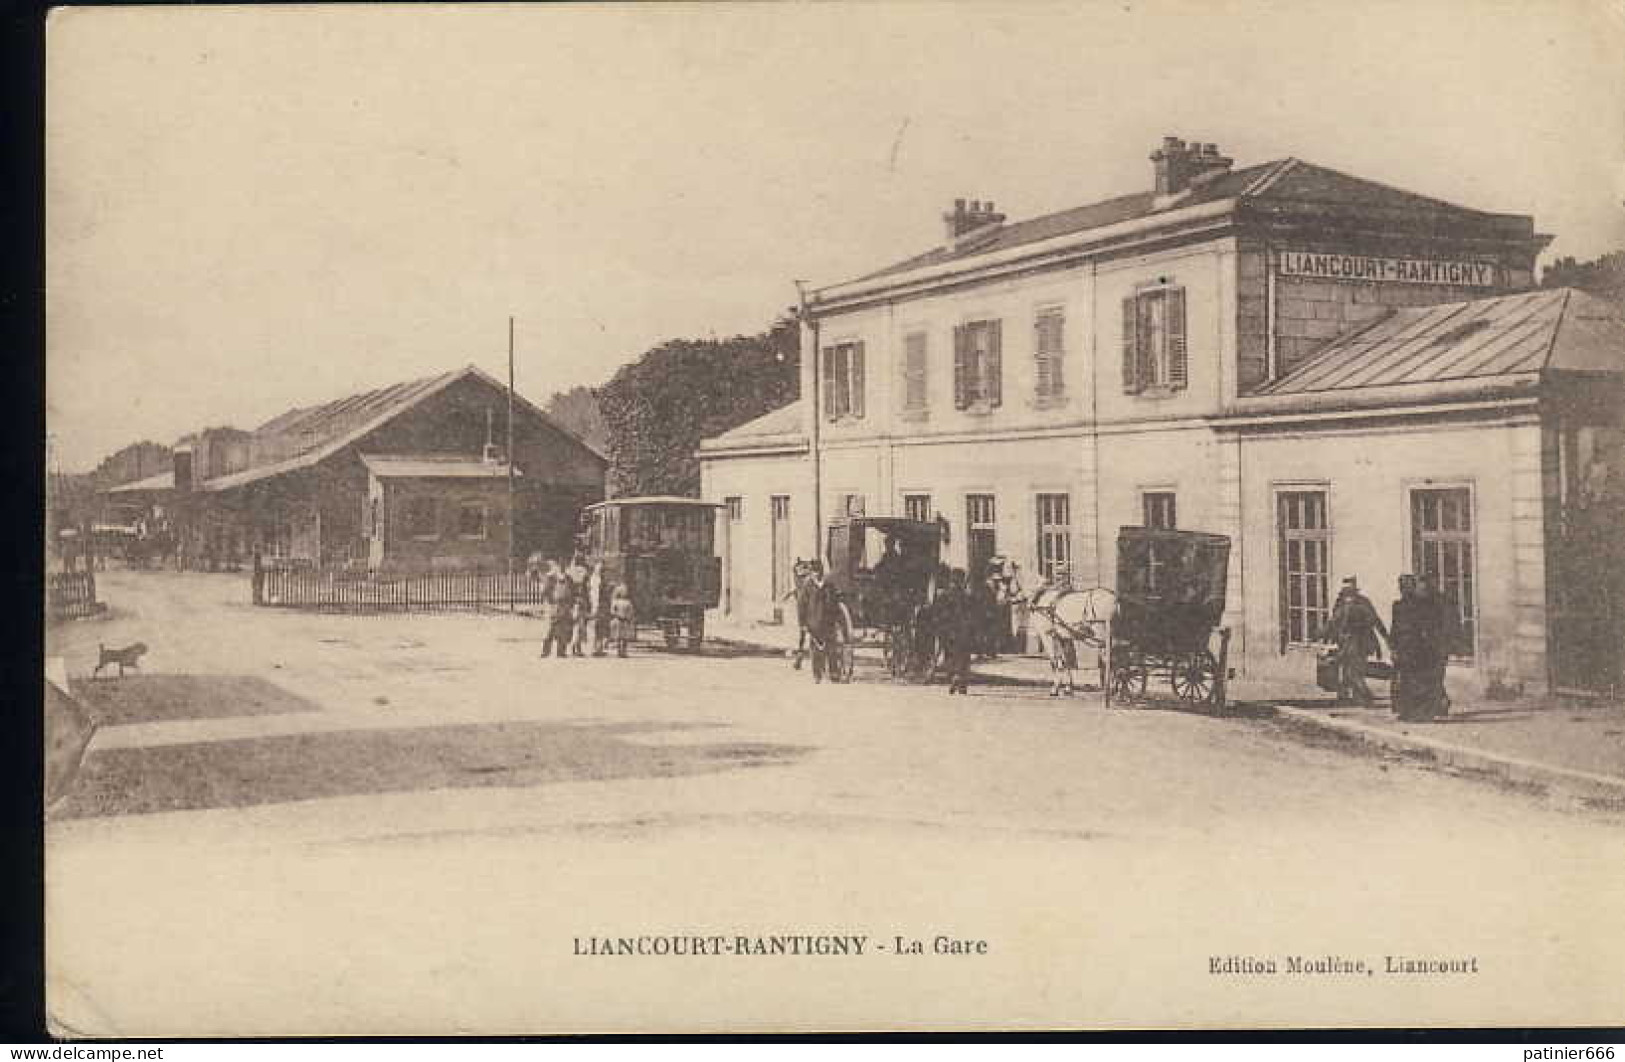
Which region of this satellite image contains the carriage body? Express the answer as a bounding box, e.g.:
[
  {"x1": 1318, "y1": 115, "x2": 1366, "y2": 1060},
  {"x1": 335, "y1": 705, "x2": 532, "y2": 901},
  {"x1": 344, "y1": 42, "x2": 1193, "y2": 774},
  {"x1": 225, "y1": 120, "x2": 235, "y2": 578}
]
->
[
  {"x1": 581, "y1": 497, "x2": 722, "y2": 649},
  {"x1": 820, "y1": 515, "x2": 945, "y2": 679},
  {"x1": 1110, "y1": 526, "x2": 1233, "y2": 709}
]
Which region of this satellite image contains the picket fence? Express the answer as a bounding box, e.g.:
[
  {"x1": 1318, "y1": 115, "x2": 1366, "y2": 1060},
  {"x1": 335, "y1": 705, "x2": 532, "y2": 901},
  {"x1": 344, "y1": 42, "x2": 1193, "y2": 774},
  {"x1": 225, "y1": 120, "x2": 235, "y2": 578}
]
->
[{"x1": 257, "y1": 566, "x2": 546, "y2": 613}]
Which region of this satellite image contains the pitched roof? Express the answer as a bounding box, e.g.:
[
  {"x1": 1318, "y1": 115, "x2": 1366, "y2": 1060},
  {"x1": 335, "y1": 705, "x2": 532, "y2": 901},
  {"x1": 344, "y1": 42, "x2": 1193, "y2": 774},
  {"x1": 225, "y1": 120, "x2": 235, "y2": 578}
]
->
[
  {"x1": 1239, "y1": 289, "x2": 1625, "y2": 415},
  {"x1": 832, "y1": 158, "x2": 1533, "y2": 294},
  {"x1": 697, "y1": 400, "x2": 807, "y2": 453},
  {"x1": 205, "y1": 365, "x2": 603, "y2": 491},
  {"x1": 105, "y1": 470, "x2": 175, "y2": 494}
]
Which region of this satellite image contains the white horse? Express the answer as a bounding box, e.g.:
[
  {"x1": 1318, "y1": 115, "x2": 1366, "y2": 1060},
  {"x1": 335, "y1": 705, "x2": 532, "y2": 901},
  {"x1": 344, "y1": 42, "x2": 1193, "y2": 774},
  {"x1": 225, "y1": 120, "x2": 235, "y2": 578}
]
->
[{"x1": 1026, "y1": 584, "x2": 1118, "y2": 698}]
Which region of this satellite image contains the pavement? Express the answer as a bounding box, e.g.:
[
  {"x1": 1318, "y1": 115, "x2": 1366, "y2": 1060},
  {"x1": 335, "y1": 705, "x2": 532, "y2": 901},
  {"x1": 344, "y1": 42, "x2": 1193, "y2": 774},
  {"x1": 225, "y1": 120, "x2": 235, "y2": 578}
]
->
[
  {"x1": 41, "y1": 574, "x2": 1625, "y2": 1035},
  {"x1": 708, "y1": 615, "x2": 1625, "y2": 805}
]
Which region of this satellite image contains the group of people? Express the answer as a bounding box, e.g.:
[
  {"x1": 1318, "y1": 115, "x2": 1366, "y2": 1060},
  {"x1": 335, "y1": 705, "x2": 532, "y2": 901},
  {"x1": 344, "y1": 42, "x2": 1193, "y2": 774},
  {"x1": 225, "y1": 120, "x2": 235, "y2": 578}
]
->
[
  {"x1": 527, "y1": 552, "x2": 637, "y2": 659},
  {"x1": 1326, "y1": 573, "x2": 1462, "y2": 721},
  {"x1": 796, "y1": 546, "x2": 1026, "y2": 695}
]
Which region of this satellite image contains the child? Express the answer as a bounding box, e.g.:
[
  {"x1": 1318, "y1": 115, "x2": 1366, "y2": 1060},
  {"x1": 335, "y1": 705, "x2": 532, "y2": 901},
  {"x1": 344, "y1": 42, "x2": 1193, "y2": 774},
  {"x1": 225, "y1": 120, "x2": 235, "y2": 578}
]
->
[{"x1": 609, "y1": 583, "x2": 636, "y2": 658}]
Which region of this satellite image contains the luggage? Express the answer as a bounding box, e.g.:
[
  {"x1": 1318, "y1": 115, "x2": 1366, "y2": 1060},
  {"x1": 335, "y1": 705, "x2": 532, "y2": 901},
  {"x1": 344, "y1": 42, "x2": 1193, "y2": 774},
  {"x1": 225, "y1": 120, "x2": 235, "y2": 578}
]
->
[
  {"x1": 1364, "y1": 658, "x2": 1395, "y2": 680},
  {"x1": 1315, "y1": 649, "x2": 1340, "y2": 693}
]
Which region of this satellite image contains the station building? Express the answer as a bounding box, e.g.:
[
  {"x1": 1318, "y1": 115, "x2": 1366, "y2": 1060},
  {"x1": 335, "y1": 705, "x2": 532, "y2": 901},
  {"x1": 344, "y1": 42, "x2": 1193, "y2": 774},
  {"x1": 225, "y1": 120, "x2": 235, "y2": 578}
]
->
[{"x1": 699, "y1": 136, "x2": 1625, "y2": 698}]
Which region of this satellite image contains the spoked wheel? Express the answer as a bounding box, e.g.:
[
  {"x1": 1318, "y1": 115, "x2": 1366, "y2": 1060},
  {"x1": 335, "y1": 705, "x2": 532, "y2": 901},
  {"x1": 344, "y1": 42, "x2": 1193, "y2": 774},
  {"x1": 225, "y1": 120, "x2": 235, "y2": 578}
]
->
[
  {"x1": 1111, "y1": 660, "x2": 1148, "y2": 701},
  {"x1": 884, "y1": 617, "x2": 915, "y2": 679},
  {"x1": 826, "y1": 607, "x2": 856, "y2": 683},
  {"x1": 1171, "y1": 649, "x2": 1220, "y2": 706}
]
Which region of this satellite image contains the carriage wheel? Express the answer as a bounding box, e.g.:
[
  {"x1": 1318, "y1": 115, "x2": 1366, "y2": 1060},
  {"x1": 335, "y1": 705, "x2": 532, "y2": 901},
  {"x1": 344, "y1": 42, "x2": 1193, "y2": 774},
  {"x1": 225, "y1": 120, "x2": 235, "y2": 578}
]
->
[
  {"x1": 885, "y1": 618, "x2": 914, "y2": 678},
  {"x1": 826, "y1": 608, "x2": 856, "y2": 683},
  {"x1": 1171, "y1": 650, "x2": 1220, "y2": 706},
  {"x1": 1111, "y1": 661, "x2": 1148, "y2": 701}
]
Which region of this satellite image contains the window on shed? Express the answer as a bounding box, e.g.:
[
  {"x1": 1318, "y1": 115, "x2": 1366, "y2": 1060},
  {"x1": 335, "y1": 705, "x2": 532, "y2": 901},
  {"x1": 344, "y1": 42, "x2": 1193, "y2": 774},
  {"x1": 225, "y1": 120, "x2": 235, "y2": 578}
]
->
[
  {"x1": 1122, "y1": 286, "x2": 1188, "y2": 393},
  {"x1": 457, "y1": 501, "x2": 488, "y2": 540},
  {"x1": 1411, "y1": 488, "x2": 1477, "y2": 659},
  {"x1": 953, "y1": 320, "x2": 1003, "y2": 410},
  {"x1": 403, "y1": 496, "x2": 438, "y2": 540},
  {"x1": 1278, "y1": 490, "x2": 1330, "y2": 647}
]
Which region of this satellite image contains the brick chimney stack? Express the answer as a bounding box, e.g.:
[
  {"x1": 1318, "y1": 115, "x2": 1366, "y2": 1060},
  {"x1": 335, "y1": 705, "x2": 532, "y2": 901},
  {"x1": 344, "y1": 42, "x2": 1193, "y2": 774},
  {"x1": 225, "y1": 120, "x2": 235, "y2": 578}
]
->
[
  {"x1": 943, "y1": 196, "x2": 1007, "y2": 243},
  {"x1": 1151, "y1": 137, "x2": 1233, "y2": 198}
]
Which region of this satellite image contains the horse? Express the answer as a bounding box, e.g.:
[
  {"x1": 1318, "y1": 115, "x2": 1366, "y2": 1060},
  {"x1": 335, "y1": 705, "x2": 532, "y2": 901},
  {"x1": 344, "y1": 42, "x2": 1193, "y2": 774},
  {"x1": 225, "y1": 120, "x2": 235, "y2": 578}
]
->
[
  {"x1": 783, "y1": 558, "x2": 820, "y2": 669},
  {"x1": 1026, "y1": 584, "x2": 1118, "y2": 698}
]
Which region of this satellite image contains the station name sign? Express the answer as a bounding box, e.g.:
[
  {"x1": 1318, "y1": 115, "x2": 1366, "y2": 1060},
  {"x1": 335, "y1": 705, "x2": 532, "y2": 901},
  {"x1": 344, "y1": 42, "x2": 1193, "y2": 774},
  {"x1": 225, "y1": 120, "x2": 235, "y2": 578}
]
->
[{"x1": 1278, "y1": 250, "x2": 1499, "y2": 288}]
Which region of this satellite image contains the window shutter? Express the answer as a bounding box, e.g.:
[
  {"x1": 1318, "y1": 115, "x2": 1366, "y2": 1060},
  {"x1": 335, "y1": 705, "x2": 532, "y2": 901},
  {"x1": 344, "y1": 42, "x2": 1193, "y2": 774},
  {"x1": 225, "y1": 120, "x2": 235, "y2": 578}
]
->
[
  {"x1": 953, "y1": 325, "x2": 970, "y2": 410},
  {"x1": 850, "y1": 342, "x2": 865, "y2": 419},
  {"x1": 1121, "y1": 297, "x2": 1140, "y2": 393},
  {"x1": 1033, "y1": 317, "x2": 1052, "y2": 399},
  {"x1": 822, "y1": 346, "x2": 838, "y2": 420},
  {"x1": 1167, "y1": 288, "x2": 1188, "y2": 389},
  {"x1": 1036, "y1": 312, "x2": 1064, "y2": 399},
  {"x1": 987, "y1": 320, "x2": 1003, "y2": 408},
  {"x1": 904, "y1": 333, "x2": 926, "y2": 410}
]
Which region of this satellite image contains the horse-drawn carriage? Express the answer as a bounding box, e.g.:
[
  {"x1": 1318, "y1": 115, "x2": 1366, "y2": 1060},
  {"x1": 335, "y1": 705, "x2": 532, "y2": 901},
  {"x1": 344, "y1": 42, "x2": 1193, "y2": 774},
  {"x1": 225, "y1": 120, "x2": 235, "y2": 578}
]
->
[
  {"x1": 1109, "y1": 526, "x2": 1232, "y2": 711},
  {"x1": 815, "y1": 515, "x2": 946, "y2": 682}
]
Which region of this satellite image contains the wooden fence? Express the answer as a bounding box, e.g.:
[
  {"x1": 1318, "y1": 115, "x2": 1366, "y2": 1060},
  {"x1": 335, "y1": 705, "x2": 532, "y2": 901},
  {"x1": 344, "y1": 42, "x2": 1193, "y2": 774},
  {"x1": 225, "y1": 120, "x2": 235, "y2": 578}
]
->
[
  {"x1": 256, "y1": 566, "x2": 547, "y2": 613},
  {"x1": 47, "y1": 571, "x2": 102, "y2": 620}
]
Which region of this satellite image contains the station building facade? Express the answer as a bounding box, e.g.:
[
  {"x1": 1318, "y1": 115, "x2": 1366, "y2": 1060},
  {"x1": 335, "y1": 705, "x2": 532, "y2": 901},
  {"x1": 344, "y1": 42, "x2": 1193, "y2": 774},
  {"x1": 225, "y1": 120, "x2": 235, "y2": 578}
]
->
[{"x1": 700, "y1": 137, "x2": 1625, "y2": 697}]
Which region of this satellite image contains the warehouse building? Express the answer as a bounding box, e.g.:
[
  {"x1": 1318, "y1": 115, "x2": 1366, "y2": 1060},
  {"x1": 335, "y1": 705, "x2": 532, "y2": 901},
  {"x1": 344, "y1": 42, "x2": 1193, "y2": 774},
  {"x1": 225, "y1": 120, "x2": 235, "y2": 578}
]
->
[{"x1": 700, "y1": 136, "x2": 1625, "y2": 697}]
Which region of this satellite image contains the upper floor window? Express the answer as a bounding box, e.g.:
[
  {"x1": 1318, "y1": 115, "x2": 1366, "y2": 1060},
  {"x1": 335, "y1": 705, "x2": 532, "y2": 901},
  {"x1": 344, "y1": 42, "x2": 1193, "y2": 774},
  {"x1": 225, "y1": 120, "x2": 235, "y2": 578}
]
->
[
  {"x1": 953, "y1": 320, "x2": 1003, "y2": 411},
  {"x1": 1122, "y1": 286, "x2": 1188, "y2": 394},
  {"x1": 823, "y1": 340, "x2": 866, "y2": 421},
  {"x1": 902, "y1": 332, "x2": 929, "y2": 415},
  {"x1": 1033, "y1": 307, "x2": 1066, "y2": 404}
]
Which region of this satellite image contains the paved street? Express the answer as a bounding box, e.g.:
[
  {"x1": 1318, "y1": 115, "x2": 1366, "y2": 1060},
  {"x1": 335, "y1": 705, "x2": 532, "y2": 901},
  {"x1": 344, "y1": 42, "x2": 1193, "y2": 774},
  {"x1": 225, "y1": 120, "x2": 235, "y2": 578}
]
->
[{"x1": 45, "y1": 571, "x2": 1625, "y2": 1035}]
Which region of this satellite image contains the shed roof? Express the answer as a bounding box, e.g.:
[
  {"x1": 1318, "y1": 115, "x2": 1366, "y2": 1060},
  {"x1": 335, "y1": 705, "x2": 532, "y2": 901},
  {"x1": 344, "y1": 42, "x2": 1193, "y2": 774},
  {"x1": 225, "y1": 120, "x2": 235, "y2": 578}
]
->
[
  {"x1": 104, "y1": 470, "x2": 175, "y2": 494},
  {"x1": 697, "y1": 401, "x2": 807, "y2": 453},
  {"x1": 360, "y1": 454, "x2": 522, "y2": 479},
  {"x1": 1250, "y1": 288, "x2": 1625, "y2": 401}
]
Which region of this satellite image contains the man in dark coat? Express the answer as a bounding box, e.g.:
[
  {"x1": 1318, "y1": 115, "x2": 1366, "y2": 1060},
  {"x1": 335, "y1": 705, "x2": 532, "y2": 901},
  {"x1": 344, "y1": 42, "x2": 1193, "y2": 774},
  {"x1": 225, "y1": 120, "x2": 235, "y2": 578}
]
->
[
  {"x1": 1327, "y1": 576, "x2": 1388, "y2": 706},
  {"x1": 800, "y1": 561, "x2": 843, "y2": 683},
  {"x1": 1416, "y1": 574, "x2": 1461, "y2": 718},
  {"x1": 937, "y1": 568, "x2": 975, "y2": 695},
  {"x1": 1390, "y1": 574, "x2": 1445, "y2": 721}
]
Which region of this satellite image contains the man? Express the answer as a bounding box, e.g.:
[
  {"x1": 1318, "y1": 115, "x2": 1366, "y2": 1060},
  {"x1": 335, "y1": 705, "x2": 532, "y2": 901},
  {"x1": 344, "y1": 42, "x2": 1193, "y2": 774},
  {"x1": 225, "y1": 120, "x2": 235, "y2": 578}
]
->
[
  {"x1": 565, "y1": 552, "x2": 592, "y2": 657},
  {"x1": 1390, "y1": 574, "x2": 1444, "y2": 721},
  {"x1": 800, "y1": 561, "x2": 843, "y2": 683},
  {"x1": 1416, "y1": 573, "x2": 1460, "y2": 718},
  {"x1": 1326, "y1": 575, "x2": 1388, "y2": 706},
  {"x1": 937, "y1": 568, "x2": 975, "y2": 695},
  {"x1": 539, "y1": 558, "x2": 575, "y2": 659}
]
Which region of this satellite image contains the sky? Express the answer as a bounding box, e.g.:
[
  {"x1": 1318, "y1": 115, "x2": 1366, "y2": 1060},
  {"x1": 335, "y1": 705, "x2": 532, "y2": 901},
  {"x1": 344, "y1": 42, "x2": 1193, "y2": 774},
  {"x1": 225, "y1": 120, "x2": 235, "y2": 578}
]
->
[{"x1": 45, "y1": 0, "x2": 1625, "y2": 471}]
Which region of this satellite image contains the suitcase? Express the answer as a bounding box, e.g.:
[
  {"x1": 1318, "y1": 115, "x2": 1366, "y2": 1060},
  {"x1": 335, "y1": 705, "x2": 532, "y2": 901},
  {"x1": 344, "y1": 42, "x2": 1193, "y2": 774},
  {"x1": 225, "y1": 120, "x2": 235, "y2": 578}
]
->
[{"x1": 1315, "y1": 650, "x2": 1340, "y2": 693}]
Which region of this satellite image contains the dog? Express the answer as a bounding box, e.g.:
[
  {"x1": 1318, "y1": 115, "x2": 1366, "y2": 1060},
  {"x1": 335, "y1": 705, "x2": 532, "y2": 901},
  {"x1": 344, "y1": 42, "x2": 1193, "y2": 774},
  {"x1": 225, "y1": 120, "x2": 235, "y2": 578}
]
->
[{"x1": 93, "y1": 642, "x2": 147, "y2": 679}]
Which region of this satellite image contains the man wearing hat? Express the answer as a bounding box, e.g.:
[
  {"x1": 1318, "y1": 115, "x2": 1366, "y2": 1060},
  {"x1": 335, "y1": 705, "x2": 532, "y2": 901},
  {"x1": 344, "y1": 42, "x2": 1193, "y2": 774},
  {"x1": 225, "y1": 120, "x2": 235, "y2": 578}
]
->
[
  {"x1": 1326, "y1": 575, "x2": 1389, "y2": 706},
  {"x1": 799, "y1": 560, "x2": 844, "y2": 683}
]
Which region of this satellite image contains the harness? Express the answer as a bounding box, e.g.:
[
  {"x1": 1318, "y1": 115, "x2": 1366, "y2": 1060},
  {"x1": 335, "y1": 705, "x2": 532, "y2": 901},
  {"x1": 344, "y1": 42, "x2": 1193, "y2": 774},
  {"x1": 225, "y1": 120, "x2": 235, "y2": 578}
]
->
[{"x1": 1030, "y1": 591, "x2": 1111, "y2": 649}]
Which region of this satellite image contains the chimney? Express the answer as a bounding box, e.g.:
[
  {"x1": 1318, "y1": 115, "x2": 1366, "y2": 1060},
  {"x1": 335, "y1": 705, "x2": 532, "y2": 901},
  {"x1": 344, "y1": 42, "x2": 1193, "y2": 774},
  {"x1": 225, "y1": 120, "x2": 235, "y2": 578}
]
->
[
  {"x1": 942, "y1": 196, "x2": 1007, "y2": 244},
  {"x1": 1151, "y1": 136, "x2": 1233, "y2": 200},
  {"x1": 173, "y1": 446, "x2": 194, "y2": 493}
]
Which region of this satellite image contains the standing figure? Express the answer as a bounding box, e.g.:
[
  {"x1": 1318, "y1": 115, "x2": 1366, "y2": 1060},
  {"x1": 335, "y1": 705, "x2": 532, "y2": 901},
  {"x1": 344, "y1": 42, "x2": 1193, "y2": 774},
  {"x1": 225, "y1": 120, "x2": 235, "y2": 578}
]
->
[
  {"x1": 799, "y1": 561, "x2": 843, "y2": 684},
  {"x1": 588, "y1": 562, "x2": 610, "y2": 657},
  {"x1": 541, "y1": 559, "x2": 575, "y2": 659},
  {"x1": 1390, "y1": 574, "x2": 1445, "y2": 721},
  {"x1": 937, "y1": 568, "x2": 974, "y2": 695},
  {"x1": 1417, "y1": 573, "x2": 1461, "y2": 718},
  {"x1": 1326, "y1": 576, "x2": 1388, "y2": 706},
  {"x1": 970, "y1": 564, "x2": 1000, "y2": 660},
  {"x1": 608, "y1": 582, "x2": 636, "y2": 658},
  {"x1": 565, "y1": 552, "x2": 591, "y2": 657}
]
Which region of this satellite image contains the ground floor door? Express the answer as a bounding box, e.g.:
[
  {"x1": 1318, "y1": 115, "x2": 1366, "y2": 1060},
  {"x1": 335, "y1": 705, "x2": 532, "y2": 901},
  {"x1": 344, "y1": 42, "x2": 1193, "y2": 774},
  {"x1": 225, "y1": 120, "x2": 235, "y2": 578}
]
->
[
  {"x1": 770, "y1": 495, "x2": 791, "y2": 621},
  {"x1": 966, "y1": 493, "x2": 996, "y2": 579},
  {"x1": 1548, "y1": 420, "x2": 1624, "y2": 696}
]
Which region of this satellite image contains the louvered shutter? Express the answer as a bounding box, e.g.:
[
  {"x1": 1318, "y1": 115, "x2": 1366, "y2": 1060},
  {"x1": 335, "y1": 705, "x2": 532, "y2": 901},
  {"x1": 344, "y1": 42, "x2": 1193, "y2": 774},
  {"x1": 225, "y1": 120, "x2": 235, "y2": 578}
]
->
[
  {"x1": 904, "y1": 333, "x2": 927, "y2": 410},
  {"x1": 953, "y1": 325, "x2": 970, "y2": 410},
  {"x1": 822, "y1": 346, "x2": 839, "y2": 420},
  {"x1": 850, "y1": 342, "x2": 866, "y2": 418},
  {"x1": 987, "y1": 320, "x2": 1003, "y2": 408},
  {"x1": 1034, "y1": 316, "x2": 1052, "y2": 399},
  {"x1": 1167, "y1": 288, "x2": 1188, "y2": 389},
  {"x1": 1121, "y1": 297, "x2": 1140, "y2": 393}
]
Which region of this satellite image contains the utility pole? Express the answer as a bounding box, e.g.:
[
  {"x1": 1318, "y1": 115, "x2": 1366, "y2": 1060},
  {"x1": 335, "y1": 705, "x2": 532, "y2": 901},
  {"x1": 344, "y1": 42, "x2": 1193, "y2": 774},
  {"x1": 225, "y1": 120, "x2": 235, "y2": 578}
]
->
[
  {"x1": 507, "y1": 316, "x2": 517, "y2": 584},
  {"x1": 795, "y1": 280, "x2": 821, "y2": 558}
]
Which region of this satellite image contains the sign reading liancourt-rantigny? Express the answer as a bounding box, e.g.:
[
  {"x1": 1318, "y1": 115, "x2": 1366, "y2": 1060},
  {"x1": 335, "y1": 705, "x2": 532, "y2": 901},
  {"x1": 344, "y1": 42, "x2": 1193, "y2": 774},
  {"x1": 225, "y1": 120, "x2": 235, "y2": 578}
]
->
[{"x1": 1277, "y1": 250, "x2": 1499, "y2": 287}]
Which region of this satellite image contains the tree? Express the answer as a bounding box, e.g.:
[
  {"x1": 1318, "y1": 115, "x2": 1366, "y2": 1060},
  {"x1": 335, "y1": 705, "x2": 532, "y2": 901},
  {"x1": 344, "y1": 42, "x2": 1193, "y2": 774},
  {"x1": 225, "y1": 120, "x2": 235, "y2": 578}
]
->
[
  {"x1": 597, "y1": 317, "x2": 800, "y2": 497},
  {"x1": 1542, "y1": 251, "x2": 1625, "y2": 304},
  {"x1": 89, "y1": 440, "x2": 173, "y2": 490},
  {"x1": 542, "y1": 385, "x2": 610, "y2": 456}
]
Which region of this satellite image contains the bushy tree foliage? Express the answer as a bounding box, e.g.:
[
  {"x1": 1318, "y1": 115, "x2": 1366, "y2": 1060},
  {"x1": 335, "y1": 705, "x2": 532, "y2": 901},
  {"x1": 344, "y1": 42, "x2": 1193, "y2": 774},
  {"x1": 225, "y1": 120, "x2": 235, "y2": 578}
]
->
[
  {"x1": 90, "y1": 440, "x2": 173, "y2": 490},
  {"x1": 597, "y1": 317, "x2": 800, "y2": 498}
]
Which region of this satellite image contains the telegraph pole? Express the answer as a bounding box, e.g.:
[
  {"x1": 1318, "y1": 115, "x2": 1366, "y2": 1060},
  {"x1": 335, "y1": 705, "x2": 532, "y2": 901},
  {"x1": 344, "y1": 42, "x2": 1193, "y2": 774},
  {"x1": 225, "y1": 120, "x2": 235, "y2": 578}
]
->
[{"x1": 508, "y1": 316, "x2": 516, "y2": 582}]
